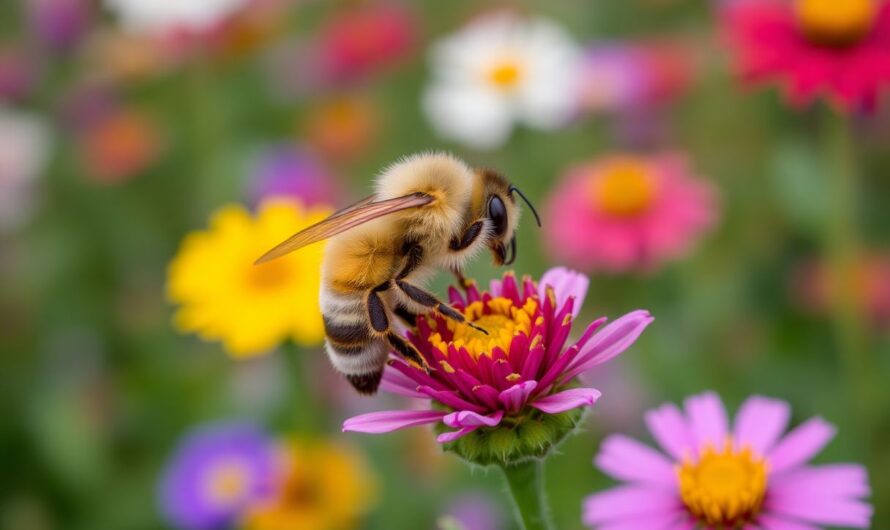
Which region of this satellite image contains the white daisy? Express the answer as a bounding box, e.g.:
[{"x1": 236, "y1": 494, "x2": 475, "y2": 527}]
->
[
  {"x1": 422, "y1": 12, "x2": 582, "y2": 149},
  {"x1": 104, "y1": 0, "x2": 249, "y2": 34},
  {"x1": 0, "y1": 108, "x2": 50, "y2": 230}
]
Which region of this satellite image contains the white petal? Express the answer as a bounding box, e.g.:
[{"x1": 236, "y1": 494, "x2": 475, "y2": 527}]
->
[{"x1": 421, "y1": 83, "x2": 514, "y2": 149}]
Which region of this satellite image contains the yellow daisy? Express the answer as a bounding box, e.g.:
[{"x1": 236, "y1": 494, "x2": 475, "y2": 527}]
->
[
  {"x1": 167, "y1": 199, "x2": 330, "y2": 357},
  {"x1": 242, "y1": 440, "x2": 378, "y2": 530}
]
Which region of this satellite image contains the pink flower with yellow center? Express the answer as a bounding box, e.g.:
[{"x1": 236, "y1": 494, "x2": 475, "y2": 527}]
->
[
  {"x1": 584, "y1": 392, "x2": 872, "y2": 529},
  {"x1": 343, "y1": 268, "x2": 653, "y2": 465},
  {"x1": 722, "y1": 0, "x2": 890, "y2": 111},
  {"x1": 544, "y1": 153, "x2": 717, "y2": 273}
]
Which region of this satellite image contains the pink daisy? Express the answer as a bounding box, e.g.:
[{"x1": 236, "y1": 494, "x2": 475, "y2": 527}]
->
[
  {"x1": 722, "y1": 0, "x2": 890, "y2": 111},
  {"x1": 584, "y1": 391, "x2": 872, "y2": 529},
  {"x1": 543, "y1": 153, "x2": 717, "y2": 273},
  {"x1": 343, "y1": 268, "x2": 653, "y2": 462}
]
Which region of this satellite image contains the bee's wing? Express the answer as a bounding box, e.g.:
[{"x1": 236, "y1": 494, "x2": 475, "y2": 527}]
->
[
  {"x1": 254, "y1": 192, "x2": 434, "y2": 264},
  {"x1": 332, "y1": 195, "x2": 375, "y2": 216}
]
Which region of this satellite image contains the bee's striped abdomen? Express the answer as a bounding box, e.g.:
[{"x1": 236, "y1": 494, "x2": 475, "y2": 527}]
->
[{"x1": 320, "y1": 285, "x2": 389, "y2": 394}]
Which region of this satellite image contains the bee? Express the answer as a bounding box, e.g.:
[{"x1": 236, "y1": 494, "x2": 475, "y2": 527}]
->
[{"x1": 256, "y1": 152, "x2": 540, "y2": 394}]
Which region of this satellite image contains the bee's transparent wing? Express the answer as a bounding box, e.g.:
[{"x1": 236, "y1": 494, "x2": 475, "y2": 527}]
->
[{"x1": 254, "y1": 192, "x2": 434, "y2": 264}]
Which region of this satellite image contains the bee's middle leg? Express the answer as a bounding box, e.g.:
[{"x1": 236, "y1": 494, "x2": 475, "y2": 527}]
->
[{"x1": 366, "y1": 282, "x2": 428, "y2": 369}]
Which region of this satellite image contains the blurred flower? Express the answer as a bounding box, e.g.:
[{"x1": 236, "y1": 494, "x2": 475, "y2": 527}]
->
[
  {"x1": 0, "y1": 108, "x2": 50, "y2": 231},
  {"x1": 583, "y1": 391, "x2": 872, "y2": 529},
  {"x1": 78, "y1": 107, "x2": 163, "y2": 184},
  {"x1": 84, "y1": 30, "x2": 175, "y2": 81},
  {"x1": 105, "y1": 0, "x2": 250, "y2": 35},
  {"x1": 27, "y1": 0, "x2": 91, "y2": 51},
  {"x1": 722, "y1": 0, "x2": 890, "y2": 111},
  {"x1": 578, "y1": 41, "x2": 694, "y2": 114},
  {"x1": 304, "y1": 95, "x2": 379, "y2": 161},
  {"x1": 422, "y1": 12, "x2": 582, "y2": 149},
  {"x1": 0, "y1": 46, "x2": 37, "y2": 102},
  {"x1": 249, "y1": 144, "x2": 340, "y2": 207},
  {"x1": 159, "y1": 423, "x2": 276, "y2": 530},
  {"x1": 344, "y1": 268, "x2": 653, "y2": 466},
  {"x1": 439, "y1": 491, "x2": 505, "y2": 530},
  {"x1": 792, "y1": 254, "x2": 890, "y2": 328},
  {"x1": 242, "y1": 440, "x2": 377, "y2": 530},
  {"x1": 167, "y1": 200, "x2": 330, "y2": 357},
  {"x1": 318, "y1": 4, "x2": 417, "y2": 83},
  {"x1": 544, "y1": 153, "x2": 717, "y2": 273},
  {"x1": 212, "y1": 0, "x2": 287, "y2": 60}
]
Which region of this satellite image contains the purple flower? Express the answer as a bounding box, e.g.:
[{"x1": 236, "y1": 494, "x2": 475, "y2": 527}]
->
[
  {"x1": 27, "y1": 0, "x2": 92, "y2": 51},
  {"x1": 248, "y1": 145, "x2": 339, "y2": 208},
  {"x1": 343, "y1": 267, "x2": 653, "y2": 464},
  {"x1": 584, "y1": 392, "x2": 873, "y2": 529},
  {"x1": 441, "y1": 491, "x2": 505, "y2": 530},
  {"x1": 0, "y1": 47, "x2": 37, "y2": 102},
  {"x1": 159, "y1": 423, "x2": 277, "y2": 530}
]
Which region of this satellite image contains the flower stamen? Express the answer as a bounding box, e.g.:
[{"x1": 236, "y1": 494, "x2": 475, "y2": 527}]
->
[
  {"x1": 590, "y1": 158, "x2": 657, "y2": 218},
  {"x1": 677, "y1": 441, "x2": 768, "y2": 527},
  {"x1": 795, "y1": 0, "x2": 877, "y2": 47}
]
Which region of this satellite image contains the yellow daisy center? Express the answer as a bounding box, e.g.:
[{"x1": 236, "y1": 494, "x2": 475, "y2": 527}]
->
[
  {"x1": 204, "y1": 458, "x2": 251, "y2": 506},
  {"x1": 245, "y1": 259, "x2": 293, "y2": 291},
  {"x1": 429, "y1": 296, "x2": 538, "y2": 360},
  {"x1": 486, "y1": 57, "x2": 525, "y2": 91},
  {"x1": 677, "y1": 442, "x2": 769, "y2": 527},
  {"x1": 591, "y1": 159, "x2": 657, "y2": 217},
  {"x1": 795, "y1": 0, "x2": 877, "y2": 47}
]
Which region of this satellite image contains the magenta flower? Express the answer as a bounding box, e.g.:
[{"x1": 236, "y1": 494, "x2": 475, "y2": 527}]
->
[
  {"x1": 584, "y1": 391, "x2": 872, "y2": 529},
  {"x1": 343, "y1": 268, "x2": 653, "y2": 464},
  {"x1": 248, "y1": 144, "x2": 340, "y2": 208},
  {"x1": 159, "y1": 423, "x2": 276, "y2": 530},
  {"x1": 544, "y1": 153, "x2": 717, "y2": 273},
  {"x1": 722, "y1": 0, "x2": 890, "y2": 112}
]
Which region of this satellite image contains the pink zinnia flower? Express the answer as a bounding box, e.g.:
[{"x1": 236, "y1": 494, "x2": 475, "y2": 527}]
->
[
  {"x1": 722, "y1": 0, "x2": 890, "y2": 112},
  {"x1": 584, "y1": 391, "x2": 872, "y2": 529},
  {"x1": 343, "y1": 268, "x2": 653, "y2": 462},
  {"x1": 544, "y1": 153, "x2": 717, "y2": 273}
]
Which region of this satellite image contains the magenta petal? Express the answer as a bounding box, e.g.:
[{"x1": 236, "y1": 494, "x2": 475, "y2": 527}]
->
[
  {"x1": 645, "y1": 403, "x2": 694, "y2": 461},
  {"x1": 756, "y1": 515, "x2": 820, "y2": 530},
  {"x1": 594, "y1": 434, "x2": 677, "y2": 487},
  {"x1": 765, "y1": 494, "x2": 873, "y2": 528},
  {"x1": 770, "y1": 464, "x2": 871, "y2": 500},
  {"x1": 379, "y1": 369, "x2": 426, "y2": 398},
  {"x1": 437, "y1": 426, "x2": 478, "y2": 443},
  {"x1": 733, "y1": 395, "x2": 790, "y2": 456},
  {"x1": 684, "y1": 391, "x2": 729, "y2": 452},
  {"x1": 443, "y1": 410, "x2": 504, "y2": 429},
  {"x1": 563, "y1": 310, "x2": 654, "y2": 380},
  {"x1": 582, "y1": 485, "x2": 682, "y2": 526},
  {"x1": 768, "y1": 417, "x2": 836, "y2": 474},
  {"x1": 531, "y1": 387, "x2": 601, "y2": 414},
  {"x1": 342, "y1": 410, "x2": 446, "y2": 434},
  {"x1": 417, "y1": 386, "x2": 487, "y2": 414},
  {"x1": 539, "y1": 267, "x2": 590, "y2": 318},
  {"x1": 498, "y1": 381, "x2": 537, "y2": 414}
]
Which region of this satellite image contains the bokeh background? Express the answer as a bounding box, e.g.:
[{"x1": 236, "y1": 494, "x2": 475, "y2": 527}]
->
[{"x1": 1, "y1": 0, "x2": 888, "y2": 529}]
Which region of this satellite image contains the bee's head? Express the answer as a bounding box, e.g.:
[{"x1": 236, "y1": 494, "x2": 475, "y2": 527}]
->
[{"x1": 477, "y1": 170, "x2": 542, "y2": 267}]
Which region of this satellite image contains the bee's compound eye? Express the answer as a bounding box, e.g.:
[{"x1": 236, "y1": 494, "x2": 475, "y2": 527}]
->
[{"x1": 488, "y1": 195, "x2": 508, "y2": 236}]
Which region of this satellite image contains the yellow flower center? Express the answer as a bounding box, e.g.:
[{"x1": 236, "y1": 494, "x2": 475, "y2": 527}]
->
[
  {"x1": 591, "y1": 159, "x2": 657, "y2": 217},
  {"x1": 246, "y1": 259, "x2": 293, "y2": 291},
  {"x1": 795, "y1": 0, "x2": 877, "y2": 46},
  {"x1": 429, "y1": 297, "x2": 538, "y2": 360},
  {"x1": 486, "y1": 58, "x2": 525, "y2": 91},
  {"x1": 205, "y1": 459, "x2": 251, "y2": 506},
  {"x1": 677, "y1": 442, "x2": 768, "y2": 527}
]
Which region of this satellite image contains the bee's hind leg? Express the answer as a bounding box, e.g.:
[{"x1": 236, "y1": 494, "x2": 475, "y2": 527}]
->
[{"x1": 366, "y1": 281, "x2": 428, "y2": 370}]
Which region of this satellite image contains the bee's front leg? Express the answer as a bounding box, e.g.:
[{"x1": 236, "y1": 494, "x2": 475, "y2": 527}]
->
[{"x1": 394, "y1": 279, "x2": 488, "y2": 336}]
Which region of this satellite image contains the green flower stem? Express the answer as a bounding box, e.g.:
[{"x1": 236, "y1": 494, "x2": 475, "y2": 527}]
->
[
  {"x1": 281, "y1": 342, "x2": 321, "y2": 434},
  {"x1": 823, "y1": 110, "x2": 874, "y2": 415},
  {"x1": 500, "y1": 459, "x2": 554, "y2": 530}
]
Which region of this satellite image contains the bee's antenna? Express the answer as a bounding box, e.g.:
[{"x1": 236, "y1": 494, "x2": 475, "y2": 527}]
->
[{"x1": 508, "y1": 185, "x2": 542, "y2": 227}]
